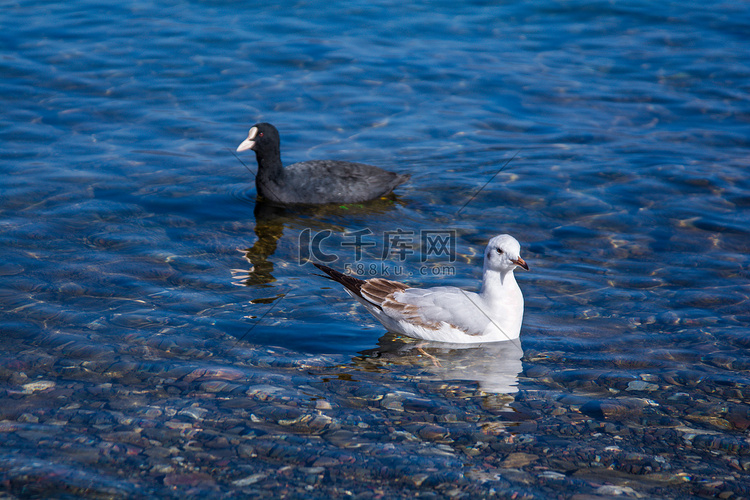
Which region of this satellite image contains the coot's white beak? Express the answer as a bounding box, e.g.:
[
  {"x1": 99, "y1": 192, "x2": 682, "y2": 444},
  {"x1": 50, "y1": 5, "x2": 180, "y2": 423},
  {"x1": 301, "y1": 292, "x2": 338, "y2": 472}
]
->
[{"x1": 236, "y1": 126, "x2": 258, "y2": 152}]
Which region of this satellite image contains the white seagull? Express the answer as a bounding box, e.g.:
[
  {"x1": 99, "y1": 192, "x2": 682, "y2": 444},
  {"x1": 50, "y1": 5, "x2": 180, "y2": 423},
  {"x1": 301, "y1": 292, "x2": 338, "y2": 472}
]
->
[{"x1": 314, "y1": 234, "x2": 528, "y2": 343}]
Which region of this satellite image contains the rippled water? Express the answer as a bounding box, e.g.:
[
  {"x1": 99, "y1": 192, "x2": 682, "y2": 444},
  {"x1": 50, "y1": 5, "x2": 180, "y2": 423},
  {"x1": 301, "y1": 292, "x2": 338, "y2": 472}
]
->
[{"x1": 2, "y1": 0, "x2": 750, "y2": 498}]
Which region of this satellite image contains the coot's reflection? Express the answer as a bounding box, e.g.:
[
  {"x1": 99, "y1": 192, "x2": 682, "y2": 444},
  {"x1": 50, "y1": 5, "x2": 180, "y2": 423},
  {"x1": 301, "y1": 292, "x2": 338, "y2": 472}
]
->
[{"x1": 237, "y1": 197, "x2": 405, "y2": 287}]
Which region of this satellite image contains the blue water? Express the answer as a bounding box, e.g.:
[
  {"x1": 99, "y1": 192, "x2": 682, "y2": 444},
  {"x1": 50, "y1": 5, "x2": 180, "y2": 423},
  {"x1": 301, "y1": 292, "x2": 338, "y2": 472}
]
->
[{"x1": 2, "y1": 0, "x2": 750, "y2": 498}]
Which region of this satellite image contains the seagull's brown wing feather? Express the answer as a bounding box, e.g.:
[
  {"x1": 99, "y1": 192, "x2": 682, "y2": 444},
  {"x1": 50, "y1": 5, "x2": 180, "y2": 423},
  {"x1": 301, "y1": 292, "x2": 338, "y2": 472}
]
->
[{"x1": 359, "y1": 278, "x2": 407, "y2": 305}]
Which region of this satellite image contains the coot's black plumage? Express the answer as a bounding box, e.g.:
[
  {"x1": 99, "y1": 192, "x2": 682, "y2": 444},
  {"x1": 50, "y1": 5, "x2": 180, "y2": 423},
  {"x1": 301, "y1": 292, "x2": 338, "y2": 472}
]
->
[{"x1": 237, "y1": 123, "x2": 410, "y2": 205}]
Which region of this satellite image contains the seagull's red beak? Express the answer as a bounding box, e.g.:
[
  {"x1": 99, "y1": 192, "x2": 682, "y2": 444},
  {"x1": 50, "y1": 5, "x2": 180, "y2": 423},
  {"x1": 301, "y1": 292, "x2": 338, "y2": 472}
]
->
[{"x1": 512, "y1": 257, "x2": 529, "y2": 271}]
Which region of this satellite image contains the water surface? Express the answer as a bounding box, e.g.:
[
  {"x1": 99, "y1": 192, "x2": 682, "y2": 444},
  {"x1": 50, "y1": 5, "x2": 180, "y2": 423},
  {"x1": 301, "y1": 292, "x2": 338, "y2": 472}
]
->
[{"x1": 1, "y1": 0, "x2": 749, "y2": 498}]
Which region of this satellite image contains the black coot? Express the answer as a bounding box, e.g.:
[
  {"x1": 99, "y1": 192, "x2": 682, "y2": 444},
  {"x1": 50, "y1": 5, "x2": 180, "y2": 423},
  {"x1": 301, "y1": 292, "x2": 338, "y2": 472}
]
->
[{"x1": 237, "y1": 123, "x2": 410, "y2": 205}]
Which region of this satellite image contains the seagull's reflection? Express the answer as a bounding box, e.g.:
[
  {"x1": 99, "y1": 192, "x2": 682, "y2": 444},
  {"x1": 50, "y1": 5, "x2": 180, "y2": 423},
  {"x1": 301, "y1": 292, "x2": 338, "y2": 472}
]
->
[
  {"x1": 235, "y1": 197, "x2": 405, "y2": 287},
  {"x1": 355, "y1": 333, "x2": 524, "y2": 395}
]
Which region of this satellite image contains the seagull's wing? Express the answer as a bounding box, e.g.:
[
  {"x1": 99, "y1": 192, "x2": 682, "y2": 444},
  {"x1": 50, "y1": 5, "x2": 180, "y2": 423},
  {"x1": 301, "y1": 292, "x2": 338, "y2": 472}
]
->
[
  {"x1": 314, "y1": 264, "x2": 490, "y2": 335},
  {"x1": 358, "y1": 278, "x2": 435, "y2": 326},
  {"x1": 381, "y1": 286, "x2": 490, "y2": 334}
]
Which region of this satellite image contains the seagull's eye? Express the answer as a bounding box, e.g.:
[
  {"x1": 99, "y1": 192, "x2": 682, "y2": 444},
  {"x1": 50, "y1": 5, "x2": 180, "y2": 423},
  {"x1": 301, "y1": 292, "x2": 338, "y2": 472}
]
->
[{"x1": 496, "y1": 248, "x2": 503, "y2": 255}]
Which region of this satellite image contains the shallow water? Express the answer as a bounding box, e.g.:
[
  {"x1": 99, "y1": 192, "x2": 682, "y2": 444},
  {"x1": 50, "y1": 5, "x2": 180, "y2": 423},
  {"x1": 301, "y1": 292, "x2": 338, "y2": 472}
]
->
[{"x1": 2, "y1": 0, "x2": 750, "y2": 498}]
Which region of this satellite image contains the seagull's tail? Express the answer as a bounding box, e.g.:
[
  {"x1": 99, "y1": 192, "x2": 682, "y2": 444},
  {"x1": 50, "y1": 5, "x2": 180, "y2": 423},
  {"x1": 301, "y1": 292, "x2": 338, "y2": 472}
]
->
[{"x1": 313, "y1": 263, "x2": 367, "y2": 299}]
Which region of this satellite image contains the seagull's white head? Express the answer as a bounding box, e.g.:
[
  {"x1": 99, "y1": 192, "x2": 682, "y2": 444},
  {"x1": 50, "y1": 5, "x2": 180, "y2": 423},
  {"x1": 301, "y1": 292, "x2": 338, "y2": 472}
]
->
[{"x1": 484, "y1": 234, "x2": 529, "y2": 273}]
